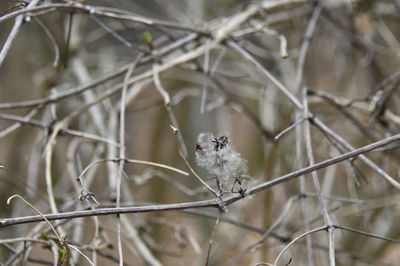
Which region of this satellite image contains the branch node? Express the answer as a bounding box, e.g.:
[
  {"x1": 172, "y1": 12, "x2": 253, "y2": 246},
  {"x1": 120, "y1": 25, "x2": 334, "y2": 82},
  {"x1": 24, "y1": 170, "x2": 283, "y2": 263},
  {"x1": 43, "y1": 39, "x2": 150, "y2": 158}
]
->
[{"x1": 216, "y1": 196, "x2": 228, "y2": 213}]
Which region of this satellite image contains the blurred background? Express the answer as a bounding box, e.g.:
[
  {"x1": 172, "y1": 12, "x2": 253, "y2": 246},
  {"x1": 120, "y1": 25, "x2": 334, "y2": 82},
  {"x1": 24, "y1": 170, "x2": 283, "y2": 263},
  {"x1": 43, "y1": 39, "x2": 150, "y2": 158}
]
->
[{"x1": 1, "y1": 0, "x2": 400, "y2": 265}]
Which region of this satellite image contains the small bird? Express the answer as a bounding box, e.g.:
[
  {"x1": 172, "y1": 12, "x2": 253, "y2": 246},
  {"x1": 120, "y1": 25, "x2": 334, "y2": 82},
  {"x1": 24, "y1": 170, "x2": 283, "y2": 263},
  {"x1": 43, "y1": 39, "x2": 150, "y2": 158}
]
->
[{"x1": 195, "y1": 133, "x2": 248, "y2": 194}]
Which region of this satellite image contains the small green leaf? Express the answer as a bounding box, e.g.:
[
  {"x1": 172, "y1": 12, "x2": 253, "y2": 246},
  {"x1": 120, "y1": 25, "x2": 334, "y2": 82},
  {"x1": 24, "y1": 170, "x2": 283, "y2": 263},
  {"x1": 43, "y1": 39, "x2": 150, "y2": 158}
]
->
[
  {"x1": 142, "y1": 30, "x2": 153, "y2": 44},
  {"x1": 39, "y1": 232, "x2": 48, "y2": 240},
  {"x1": 255, "y1": 13, "x2": 267, "y2": 21},
  {"x1": 58, "y1": 248, "x2": 67, "y2": 262}
]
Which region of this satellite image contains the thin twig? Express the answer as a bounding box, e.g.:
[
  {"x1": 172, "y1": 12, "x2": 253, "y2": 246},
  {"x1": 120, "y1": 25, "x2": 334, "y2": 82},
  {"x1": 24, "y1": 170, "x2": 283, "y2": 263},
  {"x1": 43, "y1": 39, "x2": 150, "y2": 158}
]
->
[
  {"x1": 115, "y1": 61, "x2": 136, "y2": 266},
  {"x1": 153, "y1": 63, "x2": 189, "y2": 157},
  {"x1": 6, "y1": 195, "x2": 61, "y2": 240},
  {"x1": 62, "y1": 11, "x2": 74, "y2": 70},
  {"x1": 44, "y1": 122, "x2": 64, "y2": 214},
  {"x1": 274, "y1": 116, "x2": 309, "y2": 141},
  {"x1": 302, "y1": 87, "x2": 335, "y2": 263},
  {"x1": 77, "y1": 158, "x2": 189, "y2": 189},
  {"x1": 246, "y1": 196, "x2": 299, "y2": 251},
  {"x1": 90, "y1": 14, "x2": 132, "y2": 47},
  {"x1": 33, "y1": 17, "x2": 60, "y2": 68},
  {"x1": 334, "y1": 225, "x2": 400, "y2": 244},
  {"x1": 201, "y1": 41, "x2": 211, "y2": 113},
  {"x1": 294, "y1": 4, "x2": 323, "y2": 93},
  {"x1": 68, "y1": 244, "x2": 95, "y2": 266},
  {"x1": 0, "y1": 3, "x2": 210, "y2": 35},
  {"x1": 179, "y1": 150, "x2": 218, "y2": 196},
  {"x1": 274, "y1": 226, "x2": 327, "y2": 266},
  {"x1": 0, "y1": 11, "x2": 23, "y2": 67},
  {"x1": 0, "y1": 107, "x2": 41, "y2": 138},
  {"x1": 205, "y1": 213, "x2": 220, "y2": 266}
]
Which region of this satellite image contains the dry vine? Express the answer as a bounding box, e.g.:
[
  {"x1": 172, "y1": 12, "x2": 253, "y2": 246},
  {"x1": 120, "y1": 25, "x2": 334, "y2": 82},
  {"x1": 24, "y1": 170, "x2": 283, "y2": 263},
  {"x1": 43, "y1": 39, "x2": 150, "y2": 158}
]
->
[{"x1": 1, "y1": 0, "x2": 400, "y2": 265}]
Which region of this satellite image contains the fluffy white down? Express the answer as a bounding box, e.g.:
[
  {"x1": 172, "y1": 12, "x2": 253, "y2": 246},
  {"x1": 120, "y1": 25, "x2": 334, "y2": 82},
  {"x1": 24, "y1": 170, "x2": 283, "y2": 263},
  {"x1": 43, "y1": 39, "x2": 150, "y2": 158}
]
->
[{"x1": 195, "y1": 133, "x2": 247, "y2": 182}]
